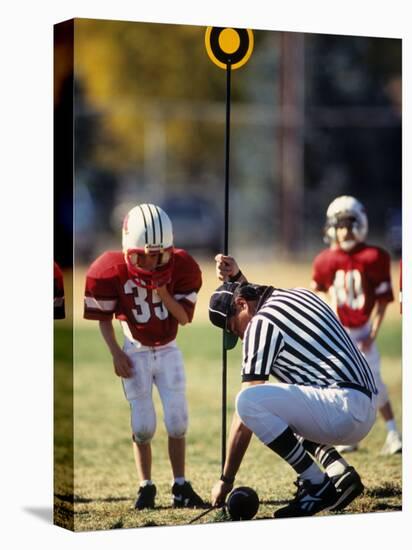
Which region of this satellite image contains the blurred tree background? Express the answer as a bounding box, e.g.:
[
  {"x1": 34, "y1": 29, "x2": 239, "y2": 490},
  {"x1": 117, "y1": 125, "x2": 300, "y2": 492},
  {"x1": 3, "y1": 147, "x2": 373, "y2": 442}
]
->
[{"x1": 60, "y1": 18, "x2": 401, "y2": 265}]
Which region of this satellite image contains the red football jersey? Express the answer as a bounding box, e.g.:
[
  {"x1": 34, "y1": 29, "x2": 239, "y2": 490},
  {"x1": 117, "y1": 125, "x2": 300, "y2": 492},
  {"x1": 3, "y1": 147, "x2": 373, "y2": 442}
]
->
[
  {"x1": 84, "y1": 249, "x2": 202, "y2": 346},
  {"x1": 54, "y1": 261, "x2": 65, "y2": 319},
  {"x1": 312, "y1": 243, "x2": 394, "y2": 328}
]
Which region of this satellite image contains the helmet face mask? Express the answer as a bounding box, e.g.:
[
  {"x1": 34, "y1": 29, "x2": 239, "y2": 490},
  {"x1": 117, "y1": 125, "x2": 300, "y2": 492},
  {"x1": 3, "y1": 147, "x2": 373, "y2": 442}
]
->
[
  {"x1": 324, "y1": 196, "x2": 368, "y2": 250},
  {"x1": 127, "y1": 247, "x2": 173, "y2": 269},
  {"x1": 122, "y1": 204, "x2": 174, "y2": 289}
]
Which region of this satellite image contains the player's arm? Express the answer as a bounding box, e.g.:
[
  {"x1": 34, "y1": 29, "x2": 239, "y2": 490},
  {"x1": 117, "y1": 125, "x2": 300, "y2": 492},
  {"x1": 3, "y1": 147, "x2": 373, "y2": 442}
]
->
[
  {"x1": 215, "y1": 254, "x2": 248, "y2": 283},
  {"x1": 371, "y1": 300, "x2": 389, "y2": 339},
  {"x1": 211, "y1": 380, "x2": 264, "y2": 507},
  {"x1": 360, "y1": 249, "x2": 394, "y2": 351},
  {"x1": 157, "y1": 251, "x2": 201, "y2": 325},
  {"x1": 310, "y1": 255, "x2": 338, "y2": 311},
  {"x1": 310, "y1": 279, "x2": 334, "y2": 307},
  {"x1": 359, "y1": 300, "x2": 390, "y2": 352},
  {"x1": 155, "y1": 286, "x2": 190, "y2": 325},
  {"x1": 98, "y1": 319, "x2": 134, "y2": 378}
]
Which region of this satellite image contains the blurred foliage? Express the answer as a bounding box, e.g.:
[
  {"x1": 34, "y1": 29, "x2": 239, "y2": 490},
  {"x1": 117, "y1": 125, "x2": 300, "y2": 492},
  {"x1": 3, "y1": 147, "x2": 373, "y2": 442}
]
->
[
  {"x1": 75, "y1": 19, "x2": 266, "y2": 172},
  {"x1": 76, "y1": 19, "x2": 231, "y2": 102},
  {"x1": 68, "y1": 18, "x2": 402, "y2": 261}
]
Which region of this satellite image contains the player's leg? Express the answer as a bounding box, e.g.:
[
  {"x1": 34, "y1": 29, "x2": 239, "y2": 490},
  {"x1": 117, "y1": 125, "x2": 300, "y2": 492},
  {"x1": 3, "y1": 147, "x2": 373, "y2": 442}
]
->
[
  {"x1": 154, "y1": 346, "x2": 188, "y2": 471},
  {"x1": 364, "y1": 341, "x2": 402, "y2": 454},
  {"x1": 347, "y1": 325, "x2": 402, "y2": 454},
  {"x1": 335, "y1": 325, "x2": 372, "y2": 454},
  {"x1": 168, "y1": 436, "x2": 185, "y2": 478},
  {"x1": 122, "y1": 348, "x2": 157, "y2": 509},
  {"x1": 154, "y1": 345, "x2": 204, "y2": 508},
  {"x1": 132, "y1": 435, "x2": 152, "y2": 480}
]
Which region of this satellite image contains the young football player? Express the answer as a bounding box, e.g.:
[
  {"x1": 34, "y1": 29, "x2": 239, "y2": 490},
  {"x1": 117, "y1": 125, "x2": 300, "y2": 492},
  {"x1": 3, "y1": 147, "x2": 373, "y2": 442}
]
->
[
  {"x1": 54, "y1": 261, "x2": 65, "y2": 319},
  {"x1": 311, "y1": 196, "x2": 402, "y2": 455},
  {"x1": 84, "y1": 203, "x2": 205, "y2": 510}
]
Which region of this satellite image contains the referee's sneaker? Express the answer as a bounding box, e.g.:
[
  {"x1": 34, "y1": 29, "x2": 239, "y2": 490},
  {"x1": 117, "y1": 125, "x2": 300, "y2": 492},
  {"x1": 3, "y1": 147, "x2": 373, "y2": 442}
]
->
[{"x1": 273, "y1": 466, "x2": 364, "y2": 518}]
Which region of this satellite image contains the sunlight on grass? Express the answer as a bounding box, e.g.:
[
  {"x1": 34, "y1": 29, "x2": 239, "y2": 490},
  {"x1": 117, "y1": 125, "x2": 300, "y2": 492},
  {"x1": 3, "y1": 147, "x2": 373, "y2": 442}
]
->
[{"x1": 55, "y1": 260, "x2": 402, "y2": 530}]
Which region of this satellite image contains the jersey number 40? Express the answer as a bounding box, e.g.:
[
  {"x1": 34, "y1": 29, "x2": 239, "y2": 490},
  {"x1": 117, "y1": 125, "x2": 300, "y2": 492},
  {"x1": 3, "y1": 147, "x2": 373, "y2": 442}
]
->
[{"x1": 332, "y1": 269, "x2": 365, "y2": 310}]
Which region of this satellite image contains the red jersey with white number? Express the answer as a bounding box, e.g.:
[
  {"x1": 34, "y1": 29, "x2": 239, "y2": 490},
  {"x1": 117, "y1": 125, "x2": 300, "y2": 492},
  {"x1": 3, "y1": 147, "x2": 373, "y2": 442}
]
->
[
  {"x1": 312, "y1": 243, "x2": 393, "y2": 328},
  {"x1": 84, "y1": 249, "x2": 202, "y2": 346}
]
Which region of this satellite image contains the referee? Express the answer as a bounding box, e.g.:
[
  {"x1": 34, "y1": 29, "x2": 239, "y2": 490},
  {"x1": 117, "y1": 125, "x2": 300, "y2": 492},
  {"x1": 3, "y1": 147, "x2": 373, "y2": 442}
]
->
[{"x1": 209, "y1": 255, "x2": 378, "y2": 518}]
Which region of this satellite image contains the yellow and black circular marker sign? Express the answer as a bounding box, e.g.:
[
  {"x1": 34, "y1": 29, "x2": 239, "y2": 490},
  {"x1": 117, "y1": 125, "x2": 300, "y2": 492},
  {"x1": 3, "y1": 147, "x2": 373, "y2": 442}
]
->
[{"x1": 205, "y1": 27, "x2": 254, "y2": 70}]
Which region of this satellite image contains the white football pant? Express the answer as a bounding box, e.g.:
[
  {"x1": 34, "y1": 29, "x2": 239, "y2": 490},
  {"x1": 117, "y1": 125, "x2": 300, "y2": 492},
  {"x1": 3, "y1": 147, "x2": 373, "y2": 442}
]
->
[{"x1": 121, "y1": 338, "x2": 188, "y2": 443}]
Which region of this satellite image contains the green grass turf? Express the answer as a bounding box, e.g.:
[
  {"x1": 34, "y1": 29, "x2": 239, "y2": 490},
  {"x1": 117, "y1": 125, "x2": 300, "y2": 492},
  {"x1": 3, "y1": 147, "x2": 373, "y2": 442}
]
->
[{"x1": 54, "y1": 318, "x2": 402, "y2": 531}]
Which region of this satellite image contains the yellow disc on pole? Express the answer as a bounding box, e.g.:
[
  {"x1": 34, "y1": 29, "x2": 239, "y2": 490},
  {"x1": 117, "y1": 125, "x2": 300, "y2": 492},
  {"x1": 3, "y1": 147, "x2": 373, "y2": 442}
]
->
[
  {"x1": 205, "y1": 27, "x2": 254, "y2": 70},
  {"x1": 219, "y1": 28, "x2": 240, "y2": 54}
]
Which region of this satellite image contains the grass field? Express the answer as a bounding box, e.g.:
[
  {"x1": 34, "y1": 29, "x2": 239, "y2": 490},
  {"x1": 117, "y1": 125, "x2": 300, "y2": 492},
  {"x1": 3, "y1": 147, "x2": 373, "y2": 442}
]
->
[{"x1": 54, "y1": 260, "x2": 402, "y2": 531}]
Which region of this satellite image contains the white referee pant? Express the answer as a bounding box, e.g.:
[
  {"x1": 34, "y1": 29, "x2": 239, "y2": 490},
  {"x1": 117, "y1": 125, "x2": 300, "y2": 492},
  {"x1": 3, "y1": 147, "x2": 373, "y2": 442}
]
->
[{"x1": 236, "y1": 383, "x2": 377, "y2": 446}]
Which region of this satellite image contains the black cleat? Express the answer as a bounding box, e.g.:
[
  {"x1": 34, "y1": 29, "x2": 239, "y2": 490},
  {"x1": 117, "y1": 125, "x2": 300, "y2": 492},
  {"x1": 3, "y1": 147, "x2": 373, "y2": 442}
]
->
[
  {"x1": 328, "y1": 466, "x2": 364, "y2": 512},
  {"x1": 274, "y1": 475, "x2": 338, "y2": 518},
  {"x1": 172, "y1": 481, "x2": 205, "y2": 508},
  {"x1": 135, "y1": 484, "x2": 156, "y2": 510}
]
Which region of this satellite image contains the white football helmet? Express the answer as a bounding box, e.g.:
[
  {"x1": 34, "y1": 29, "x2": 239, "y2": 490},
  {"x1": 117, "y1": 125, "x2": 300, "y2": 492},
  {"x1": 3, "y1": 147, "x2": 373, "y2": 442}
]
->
[
  {"x1": 324, "y1": 195, "x2": 368, "y2": 250},
  {"x1": 122, "y1": 203, "x2": 174, "y2": 288}
]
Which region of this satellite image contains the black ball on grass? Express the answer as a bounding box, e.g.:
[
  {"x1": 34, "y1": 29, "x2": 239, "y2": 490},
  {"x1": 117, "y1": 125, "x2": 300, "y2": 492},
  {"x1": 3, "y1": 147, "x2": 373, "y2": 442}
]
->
[{"x1": 227, "y1": 486, "x2": 259, "y2": 520}]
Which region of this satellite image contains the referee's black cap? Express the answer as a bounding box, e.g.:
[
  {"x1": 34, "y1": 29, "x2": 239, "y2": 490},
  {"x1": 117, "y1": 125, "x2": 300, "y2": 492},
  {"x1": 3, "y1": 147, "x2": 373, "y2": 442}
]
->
[{"x1": 208, "y1": 282, "x2": 240, "y2": 350}]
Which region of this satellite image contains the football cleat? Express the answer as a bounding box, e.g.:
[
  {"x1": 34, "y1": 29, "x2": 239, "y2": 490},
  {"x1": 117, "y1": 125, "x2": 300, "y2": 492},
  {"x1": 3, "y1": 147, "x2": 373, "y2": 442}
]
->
[
  {"x1": 328, "y1": 466, "x2": 364, "y2": 512},
  {"x1": 380, "y1": 431, "x2": 402, "y2": 455},
  {"x1": 134, "y1": 483, "x2": 156, "y2": 510},
  {"x1": 171, "y1": 481, "x2": 205, "y2": 508},
  {"x1": 335, "y1": 444, "x2": 358, "y2": 453},
  {"x1": 274, "y1": 475, "x2": 338, "y2": 518}
]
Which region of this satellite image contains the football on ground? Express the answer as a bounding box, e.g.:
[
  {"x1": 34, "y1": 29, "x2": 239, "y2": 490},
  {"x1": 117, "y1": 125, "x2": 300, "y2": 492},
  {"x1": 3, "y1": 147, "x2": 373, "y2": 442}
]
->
[{"x1": 227, "y1": 486, "x2": 260, "y2": 520}]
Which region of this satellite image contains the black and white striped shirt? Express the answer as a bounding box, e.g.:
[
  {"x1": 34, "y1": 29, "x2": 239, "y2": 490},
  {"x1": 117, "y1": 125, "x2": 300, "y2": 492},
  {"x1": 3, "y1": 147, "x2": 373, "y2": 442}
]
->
[{"x1": 242, "y1": 287, "x2": 377, "y2": 397}]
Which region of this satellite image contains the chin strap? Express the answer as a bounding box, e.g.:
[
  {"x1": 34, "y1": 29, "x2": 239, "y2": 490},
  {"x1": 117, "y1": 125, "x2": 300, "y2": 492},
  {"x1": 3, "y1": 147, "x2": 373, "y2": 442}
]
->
[{"x1": 339, "y1": 240, "x2": 357, "y2": 251}]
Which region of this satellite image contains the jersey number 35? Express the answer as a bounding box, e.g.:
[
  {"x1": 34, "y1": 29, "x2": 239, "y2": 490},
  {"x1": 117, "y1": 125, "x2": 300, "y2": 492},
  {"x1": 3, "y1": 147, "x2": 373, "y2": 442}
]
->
[{"x1": 124, "y1": 280, "x2": 169, "y2": 323}]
